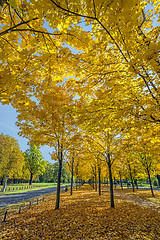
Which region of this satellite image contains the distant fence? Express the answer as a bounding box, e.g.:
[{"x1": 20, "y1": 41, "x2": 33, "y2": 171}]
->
[
  {"x1": 0, "y1": 185, "x2": 71, "y2": 224},
  {"x1": 0, "y1": 184, "x2": 82, "y2": 224},
  {"x1": 1, "y1": 197, "x2": 45, "y2": 224},
  {"x1": 0, "y1": 185, "x2": 41, "y2": 193}
]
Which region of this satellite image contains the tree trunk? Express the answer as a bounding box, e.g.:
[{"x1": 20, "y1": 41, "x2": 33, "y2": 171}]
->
[
  {"x1": 80, "y1": 179, "x2": 83, "y2": 188},
  {"x1": 128, "y1": 163, "x2": 134, "y2": 192},
  {"x1": 70, "y1": 158, "x2": 74, "y2": 196},
  {"x1": 29, "y1": 172, "x2": 33, "y2": 185},
  {"x1": 98, "y1": 167, "x2": 101, "y2": 196},
  {"x1": 114, "y1": 176, "x2": 116, "y2": 189},
  {"x1": 55, "y1": 148, "x2": 63, "y2": 210},
  {"x1": 106, "y1": 178, "x2": 108, "y2": 187},
  {"x1": 107, "y1": 153, "x2": 114, "y2": 208},
  {"x1": 157, "y1": 175, "x2": 160, "y2": 186},
  {"x1": 95, "y1": 165, "x2": 97, "y2": 191},
  {"x1": 79, "y1": 179, "x2": 81, "y2": 188},
  {"x1": 134, "y1": 179, "x2": 138, "y2": 189},
  {"x1": 76, "y1": 179, "x2": 78, "y2": 191},
  {"x1": 75, "y1": 162, "x2": 79, "y2": 191},
  {"x1": 1, "y1": 176, "x2": 4, "y2": 185},
  {"x1": 92, "y1": 177, "x2": 95, "y2": 189},
  {"x1": 13, "y1": 178, "x2": 16, "y2": 184},
  {"x1": 147, "y1": 166, "x2": 155, "y2": 197},
  {"x1": 119, "y1": 171, "x2": 123, "y2": 190},
  {"x1": 120, "y1": 180, "x2": 123, "y2": 190}
]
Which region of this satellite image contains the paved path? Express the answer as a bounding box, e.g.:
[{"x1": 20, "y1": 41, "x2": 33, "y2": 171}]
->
[{"x1": 0, "y1": 186, "x2": 67, "y2": 208}]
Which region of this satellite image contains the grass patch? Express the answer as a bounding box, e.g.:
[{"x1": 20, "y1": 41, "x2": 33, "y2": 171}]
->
[{"x1": 0, "y1": 183, "x2": 68, "y2": 195}]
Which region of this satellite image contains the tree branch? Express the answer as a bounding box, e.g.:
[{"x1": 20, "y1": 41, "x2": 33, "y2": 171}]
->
[
  {"x1": 0, "y1": 18, "x2": 38, "y2": 37},
  {"x1": 50, "y1": 0, "x2": 96, "y2": 20}
]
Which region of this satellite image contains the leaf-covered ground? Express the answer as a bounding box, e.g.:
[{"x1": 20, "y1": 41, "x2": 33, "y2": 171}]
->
[
  {"x1": 0, "y1": 184, "x2": 160, "y2": 240},
  {"x1": 103, "y1": 186, "x2": 160, "y2": 210}
]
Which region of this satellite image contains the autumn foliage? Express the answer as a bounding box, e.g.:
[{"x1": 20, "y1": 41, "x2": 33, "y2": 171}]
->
[{"x1": 0, "y1": 0, "x2": 160, "y2": 212}]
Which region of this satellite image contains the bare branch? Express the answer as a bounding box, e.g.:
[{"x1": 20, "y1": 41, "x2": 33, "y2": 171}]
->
[
  {"x1": 50, "y1": 0, "x2": 96, "y2": 20},
  {"x1": 0, "y1": 18, "x2": 38, "y2": 37},
  {"x1": 92, "y1": 0, "x2": 96, "y2": 18},
  {"x1": 9, "y1": 28, "x2": 62, "y2": 35}
]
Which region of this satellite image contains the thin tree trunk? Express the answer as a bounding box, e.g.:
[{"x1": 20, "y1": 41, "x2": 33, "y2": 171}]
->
[
  {"x1": 107, "y1": 153, "x2": 114, "y2": 208},
  {"x1": 98, "y1": 167, "x2": 101, "y2": 196},
  {"x1": 70, "y1": 157, "x2": 74, "y2": 196},
  {"x1": 119, "y1": 171, "x2": 123, "y2": 190},
  {"x1": 92, "y1": 177, "x2": 95, "y2": 189},
  {"x1": 78, "y1": 179, "x2": 80, "y2": 188},
  {"x1": 75, "y1": 162, "x2": 79, "y2": 190},
  {"x1": 81, "y1": 179, "x2": 83, "y2": 187},
  {"x1": 55, "y1": 147, "x2": 63, "y2": 210},
  {"x1": 114, "y1": 176, "x2": 116, "y2": 189},
  {"x1": 106, "y1": 178, "x2": 108, "y2": 187},
  {"x1": 147, "y1": 166, "x2": 155, "y2": 197},
  {"x1": 29, "y1": 172, "x2": 33, "y2": 185},
  {"x1": 157, "y1": 175, "x2": 160, "y2": 186},
  {"x1": 79, "y1": 179, "x2": 81, "y2": 188},
  {"x1": 135, "y1": 179, "x2": 138, "y2": 189},
  {"x1": 127, "y1": 178, "x2": 129, "y2": 188},
  {"x1": 1, "y1": 176, "x2": 4, "y2": 185},
  {"x1": 95, "y1": 165, "x2": 97, "y2": 191},
  {"x1": 76, "y1": 179, "x2": 78, "y2": 191},
  {"x1": 128, "y1": 163, "x2": 134, "y2": 192}
]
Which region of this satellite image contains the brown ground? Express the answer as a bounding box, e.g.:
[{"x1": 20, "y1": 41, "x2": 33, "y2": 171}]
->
[{"x1": 0, "y1": 184, "x2": 160, "y2": 240}]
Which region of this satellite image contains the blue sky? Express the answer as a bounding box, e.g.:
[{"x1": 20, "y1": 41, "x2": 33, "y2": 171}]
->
[{"x1": 0, "y1": 103, "x2": 53, "y2": 162}]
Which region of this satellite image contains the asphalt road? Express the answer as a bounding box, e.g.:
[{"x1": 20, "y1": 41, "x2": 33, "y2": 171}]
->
[{"x1": 0, "y1": 186, "x2": 66, "y2": 208}]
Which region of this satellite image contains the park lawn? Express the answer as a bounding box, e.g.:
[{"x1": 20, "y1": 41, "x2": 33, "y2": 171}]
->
[
  {"x1": 0, "y1": 184, "x2": 160, "y2": 240},
  {"x1": 0, "y1": 183, "x2": 67, "y2": 195}
]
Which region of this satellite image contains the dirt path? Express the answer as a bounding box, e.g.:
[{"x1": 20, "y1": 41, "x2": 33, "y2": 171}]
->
[{"x1": 103, "y1": 187, "x2": 160, "y2": 211}]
